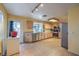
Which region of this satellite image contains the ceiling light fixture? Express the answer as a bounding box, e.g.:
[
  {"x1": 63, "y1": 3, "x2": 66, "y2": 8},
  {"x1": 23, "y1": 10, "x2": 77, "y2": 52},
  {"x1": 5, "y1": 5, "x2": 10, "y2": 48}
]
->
[
  {"x1": 48, "y1": 17, "x2": 59, "y2": 22},
  {"x1": 49, "y1": 19, "x2": 58, "y2": 22},
  {"x1": 35, "y1": 8, "x2": 38, "y2": 11},
  {"x1": 32, "y1": 3, "x2": 43, "y2": 13},
  {"x1": 40, "y1": 4, "x2": 44, "y2": 7}
]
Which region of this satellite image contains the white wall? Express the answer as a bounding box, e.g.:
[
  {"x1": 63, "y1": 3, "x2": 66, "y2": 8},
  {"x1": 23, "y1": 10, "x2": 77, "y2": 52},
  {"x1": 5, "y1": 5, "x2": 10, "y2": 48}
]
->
[
  {"x1": 6, "y1": 38, "x2": 19, "y2": 56},
  {"x1": 68, "y1": 5, "x2": 79, "y2": 55},
  {"x1": 0, "y1": 12, "x2": 3, "y2": 54}
]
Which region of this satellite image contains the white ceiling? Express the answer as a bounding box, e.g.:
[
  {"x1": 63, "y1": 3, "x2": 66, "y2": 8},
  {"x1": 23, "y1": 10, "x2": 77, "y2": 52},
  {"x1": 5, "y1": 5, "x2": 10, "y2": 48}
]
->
[{"x1": 3, "y1": 3, "x2": 77, "y2": 21}]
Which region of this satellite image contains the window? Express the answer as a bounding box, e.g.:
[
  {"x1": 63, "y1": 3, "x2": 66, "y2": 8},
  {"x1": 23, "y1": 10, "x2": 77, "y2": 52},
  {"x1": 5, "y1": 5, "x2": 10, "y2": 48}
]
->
[{"x1": 33, "y1": 22, "x2": 43, "y2": 33}]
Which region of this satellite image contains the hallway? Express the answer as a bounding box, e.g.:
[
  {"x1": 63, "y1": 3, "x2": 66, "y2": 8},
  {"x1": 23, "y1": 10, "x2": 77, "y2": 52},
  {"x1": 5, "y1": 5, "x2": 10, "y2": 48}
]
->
[{"x1": 18, "y1": 38, "x2": 76, "y2": 56}]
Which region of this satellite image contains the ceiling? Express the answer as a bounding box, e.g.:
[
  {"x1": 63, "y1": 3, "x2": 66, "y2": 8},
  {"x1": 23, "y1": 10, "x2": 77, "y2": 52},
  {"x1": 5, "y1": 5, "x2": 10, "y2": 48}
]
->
[{"x1": 3, "y1": 3, "x2": 77, "y2": 21}]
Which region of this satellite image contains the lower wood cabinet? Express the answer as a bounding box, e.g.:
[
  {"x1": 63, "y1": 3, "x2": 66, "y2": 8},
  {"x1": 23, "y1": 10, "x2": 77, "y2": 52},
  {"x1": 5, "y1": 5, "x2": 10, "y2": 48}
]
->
[
  {"x1": 24, "y1": 32, "x2": 53, "y2": 43},
  {"x1": 24, "y1": 32, "x2": 33, "y2": 43}
]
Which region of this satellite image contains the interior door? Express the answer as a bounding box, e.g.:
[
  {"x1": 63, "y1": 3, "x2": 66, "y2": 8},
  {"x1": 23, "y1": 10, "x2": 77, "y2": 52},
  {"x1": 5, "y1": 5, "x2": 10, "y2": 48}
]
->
[{"x1": 61, "y1": 23, "x2": 68, "y2": 49}]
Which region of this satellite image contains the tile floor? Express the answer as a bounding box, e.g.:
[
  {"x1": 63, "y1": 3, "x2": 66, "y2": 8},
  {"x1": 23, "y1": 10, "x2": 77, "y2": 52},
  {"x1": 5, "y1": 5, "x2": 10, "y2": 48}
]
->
[{"x1": 16, "y1": 38, "x2": 77, "y2": 56}]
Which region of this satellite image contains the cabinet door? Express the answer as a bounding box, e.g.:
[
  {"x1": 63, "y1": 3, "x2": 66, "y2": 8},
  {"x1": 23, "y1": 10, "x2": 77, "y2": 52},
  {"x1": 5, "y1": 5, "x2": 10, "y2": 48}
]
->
[
  {"x1": 24, "y1": 32, "x2": 32, "y2": 42},
  {"x1": 27, "y1": 21, "x2": 33, "y2": 29},
  {"x1": 61, "y1": 23, "x2": 68, "y2": 49}
]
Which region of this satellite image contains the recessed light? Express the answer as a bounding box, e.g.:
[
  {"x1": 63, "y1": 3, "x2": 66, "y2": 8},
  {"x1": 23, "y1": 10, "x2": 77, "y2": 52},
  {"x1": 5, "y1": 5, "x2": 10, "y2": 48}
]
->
[
  {"x1": 35, "y1": 8, "x2": 38, "y2": 11},
  {"x1": 42, "y1": 15, "x2": 47, "y2": 17}
]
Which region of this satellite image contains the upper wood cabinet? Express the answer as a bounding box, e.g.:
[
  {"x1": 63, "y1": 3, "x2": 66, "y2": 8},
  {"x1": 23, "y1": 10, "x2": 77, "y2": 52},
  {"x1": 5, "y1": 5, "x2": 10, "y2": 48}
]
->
[
  {"x1": 26, "y1": 21, "x2": 33, "y2": 29},
  {"x1": 44, "y1": 23, "x2": 52, "y2": 29}
]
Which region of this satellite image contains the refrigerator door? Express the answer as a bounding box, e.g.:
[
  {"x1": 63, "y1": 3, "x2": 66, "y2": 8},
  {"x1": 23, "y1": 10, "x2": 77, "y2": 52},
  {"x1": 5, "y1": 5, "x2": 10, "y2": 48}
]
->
[{"x1": 61, "y1": 23, "x2": 68, "y2": 49}]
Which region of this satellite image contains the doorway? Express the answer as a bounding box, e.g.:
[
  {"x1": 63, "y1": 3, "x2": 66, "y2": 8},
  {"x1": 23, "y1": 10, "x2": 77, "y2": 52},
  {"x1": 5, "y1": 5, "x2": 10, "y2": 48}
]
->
[{"x1": 8, "y1": 20, "x2": 23, "y2": 44}]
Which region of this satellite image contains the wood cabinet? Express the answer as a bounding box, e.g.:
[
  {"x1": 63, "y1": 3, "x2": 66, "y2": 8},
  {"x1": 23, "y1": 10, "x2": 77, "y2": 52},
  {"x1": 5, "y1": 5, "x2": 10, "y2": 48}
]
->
[
  {"x1": 26, "y1": 21, "x2": 33, "y2": 29},
  {"x1": 24, "y1": 32, "x2": 53, "y2": 43},
  {"x1": 24, "y1": 32, "x2": 33, "y2": 42},
  {"x1": 44, "y1": 23, "x2": 52, "y2": 29}
]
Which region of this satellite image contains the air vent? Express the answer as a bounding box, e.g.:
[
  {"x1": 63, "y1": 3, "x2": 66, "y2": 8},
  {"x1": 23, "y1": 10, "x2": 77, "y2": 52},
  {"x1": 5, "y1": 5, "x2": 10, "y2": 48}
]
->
[{"x1": 42, "y1": 15, "x2": 47, "y2": 17}]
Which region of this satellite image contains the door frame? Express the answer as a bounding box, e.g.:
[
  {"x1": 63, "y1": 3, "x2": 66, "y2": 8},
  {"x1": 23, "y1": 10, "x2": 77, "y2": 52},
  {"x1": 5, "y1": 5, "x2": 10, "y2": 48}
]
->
[{"x1": 8, "y1": 19, "x2": 24, "y2": 44}]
